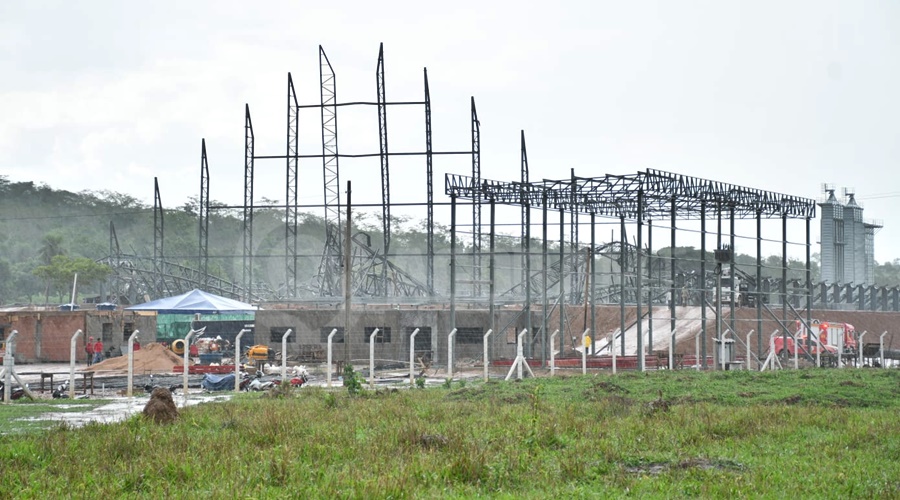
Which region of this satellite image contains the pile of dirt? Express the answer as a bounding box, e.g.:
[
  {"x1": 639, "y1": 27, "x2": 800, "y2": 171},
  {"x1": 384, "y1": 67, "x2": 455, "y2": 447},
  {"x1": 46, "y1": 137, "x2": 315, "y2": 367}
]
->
[
  {"x1": 143, "y1": 387, "x2": 178, "y2": 424},
  {"x1": 83, "y1": 343, "x2": 191, "y2": 374}
]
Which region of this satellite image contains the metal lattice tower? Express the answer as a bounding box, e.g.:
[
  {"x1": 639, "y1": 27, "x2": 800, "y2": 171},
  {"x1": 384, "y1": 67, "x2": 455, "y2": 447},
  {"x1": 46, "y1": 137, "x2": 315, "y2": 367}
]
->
[
  {"x1": 377, "y1": 43, "x2": 391, "y2": 295},
  {"x1": 286, "y1": 73, "x2": 299, "y2": 298},
  {"x1": 318, "y1": 45, "x2": 342, "y2": 296},
  {"x1": 243, "y1": 104, "x2": 254, "y2": 302}
]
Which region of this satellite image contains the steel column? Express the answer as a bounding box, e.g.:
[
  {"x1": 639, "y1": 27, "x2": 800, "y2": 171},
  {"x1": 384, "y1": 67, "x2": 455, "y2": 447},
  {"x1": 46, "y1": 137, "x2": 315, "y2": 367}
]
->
[
  {"x1": 620, "y1": 214, "x2": 626, "y2": 356},
  {"x1": 199, "y1": 140, "x2": 209, "y2": 290},
  {"x1": 806, "y1": 217, "x2": 812, "y2": 349},
  {"x1": 782, "y1": 213, "x2": 788, "y2": 356},
  {"x1": 729, "y1": 205, "x2": 735, "y2": 332},
  {"x1": 559, "y1": 208, "x2": 565, "y2": 350},
  {"x1": 542, "y1": 195, "x2": 548, "y2": 366},
  {"x1": 319, "y1": 46, "x2": 342, "y2": 296},
  {"x1": 757, "y1": 209, "x2": 763, "y2": 368},
  {"x1": 450, "y1": 195, "x2": 457, "y2": 333},
  {"x1": 376, "y1": 44, "x2": 391, "y2": 292},
  {"x1": 285, "y1": 73, "x2": 299, "y2": 298},
  {"x1": 489, "y1": 198, "x2": 496, "y2": 342},
  {"x1": 590, "y1": 212, "x2": 596, "y2": 355},
  {"x1": 471, "y1": 98, "x2": 481, "y2": 297},
  {"x1": 153, "y1": 177, "x2": 166, "y2": 297},
  {"x1": 243, "y1": 105, "x2": 254, "y2": 302},
  {"x1": 424, "y1": 68, "x2": 434, "y2": 294},
  {"x1": 521, "y1": 132, "x2": 531, "y2": 355},
  {"x1": 636, "y1": 189, "x2": 644, "y2": 370},
  {"x1": 700, "y1": 200, "x2": 707, "y2": 368},
  {"x1": 521, "y1": 131, "x2": 529, "y2": 289},
  {"x1": 670, "y1": 196, "x2": 676, "y2": 335},
  {"x1": 648, "y1": 218, "x2": 653, "y2": 359}
]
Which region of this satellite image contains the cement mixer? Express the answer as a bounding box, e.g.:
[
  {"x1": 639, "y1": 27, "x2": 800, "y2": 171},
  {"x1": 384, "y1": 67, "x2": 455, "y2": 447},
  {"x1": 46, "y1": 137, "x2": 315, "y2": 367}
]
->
[
  {"x1": 169, "y1": 339, "x2": 198, "y2": 357},
  {"x1": 245, "y1": 345, "x2": 275, "y2": 362},
  {"x1": 170, "y1": 339, "x2": 186, "y2": 355}
]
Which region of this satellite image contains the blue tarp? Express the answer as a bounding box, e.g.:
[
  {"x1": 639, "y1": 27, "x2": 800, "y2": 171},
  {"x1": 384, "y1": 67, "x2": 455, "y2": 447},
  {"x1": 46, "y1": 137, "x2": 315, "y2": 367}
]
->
[
  {"x1": 125, "y1": 289, "x2": 258, "y2": 314},
  {"x1": 200, "y1": 373, "x2": 235, "y2": 391}
]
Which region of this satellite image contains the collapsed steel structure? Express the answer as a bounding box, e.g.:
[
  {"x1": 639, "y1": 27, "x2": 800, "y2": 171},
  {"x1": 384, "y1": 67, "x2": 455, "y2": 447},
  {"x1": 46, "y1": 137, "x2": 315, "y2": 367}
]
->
[{"x1": 101, "y1": 44, "x2": 900, "y2": 369}]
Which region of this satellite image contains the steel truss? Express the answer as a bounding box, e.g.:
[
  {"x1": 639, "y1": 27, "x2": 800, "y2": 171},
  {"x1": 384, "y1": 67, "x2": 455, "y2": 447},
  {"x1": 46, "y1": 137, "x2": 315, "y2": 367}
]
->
[
  {"x1": 103, "y1": 254, "x2": 244, "y2": 304},
  {"x1": 445, "y1": 169, "x2": 816, "y2": 220},
  {"x1": 446, "y1": 168, "x2": 818, "y2": 369},
  {"x1": 108, "y1": 43, "x2": 898, "y2": 347}
]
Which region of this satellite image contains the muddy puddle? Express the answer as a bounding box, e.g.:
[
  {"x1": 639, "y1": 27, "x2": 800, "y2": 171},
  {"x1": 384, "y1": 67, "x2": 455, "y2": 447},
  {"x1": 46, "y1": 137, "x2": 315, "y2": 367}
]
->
[{"x1": 16, "y1": 392, "x2": 233, "y2": 428}]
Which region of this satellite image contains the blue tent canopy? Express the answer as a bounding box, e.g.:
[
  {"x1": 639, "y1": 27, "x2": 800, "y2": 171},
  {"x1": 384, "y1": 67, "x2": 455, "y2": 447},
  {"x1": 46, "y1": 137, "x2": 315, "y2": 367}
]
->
[{"x1": 125, "y1": 289, "x2": 258, "y2": 314}]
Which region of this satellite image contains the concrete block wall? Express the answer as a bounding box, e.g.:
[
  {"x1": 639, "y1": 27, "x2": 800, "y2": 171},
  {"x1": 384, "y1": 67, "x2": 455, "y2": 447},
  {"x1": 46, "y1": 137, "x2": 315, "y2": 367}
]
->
[
  {"x1": 254, "y1": 308, "x2": 527, "y2": 366},
  {"x1": 0, "y1": 312, "x2": 86, "y2": 363},
  {"x1": 0, "y1": 310, "x2": 157, "y2": 363}
]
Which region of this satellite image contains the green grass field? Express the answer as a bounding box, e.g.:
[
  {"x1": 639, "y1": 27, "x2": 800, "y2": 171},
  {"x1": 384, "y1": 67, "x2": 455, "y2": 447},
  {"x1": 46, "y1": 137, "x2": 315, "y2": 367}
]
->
[{"x1": 1, "y1": 369, "x2": 898, "y2": 498}]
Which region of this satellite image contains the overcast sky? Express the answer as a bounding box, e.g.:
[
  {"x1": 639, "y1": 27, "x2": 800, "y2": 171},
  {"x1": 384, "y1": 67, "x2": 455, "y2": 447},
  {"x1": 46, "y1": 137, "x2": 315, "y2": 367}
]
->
[{"x1": 2, "y1": 1, "x2": 898, "y2": 262}]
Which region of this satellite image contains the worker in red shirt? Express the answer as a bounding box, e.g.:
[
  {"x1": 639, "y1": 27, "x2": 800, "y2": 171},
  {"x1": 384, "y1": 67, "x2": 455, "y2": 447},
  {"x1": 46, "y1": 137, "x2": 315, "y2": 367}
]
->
[
  {"x1": 93, "y1": 338, "x2": 104, "y2": 364},
  {"x1": 85, "y1": 337, "x2": 94, "y2": 366}
]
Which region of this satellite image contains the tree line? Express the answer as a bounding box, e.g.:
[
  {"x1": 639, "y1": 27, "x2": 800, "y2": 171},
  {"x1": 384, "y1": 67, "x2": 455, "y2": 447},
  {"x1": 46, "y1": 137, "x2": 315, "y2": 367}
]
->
[{"x1": 2, "y1": 175, "x2": 899, "y2": 305}]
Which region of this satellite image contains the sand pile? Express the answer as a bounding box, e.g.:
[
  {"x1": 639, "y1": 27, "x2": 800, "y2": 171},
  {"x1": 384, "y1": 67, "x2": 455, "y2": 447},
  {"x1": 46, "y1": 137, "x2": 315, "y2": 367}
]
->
[{"x1": 83, "y1": 343, "x2": 192, "y2": 374}]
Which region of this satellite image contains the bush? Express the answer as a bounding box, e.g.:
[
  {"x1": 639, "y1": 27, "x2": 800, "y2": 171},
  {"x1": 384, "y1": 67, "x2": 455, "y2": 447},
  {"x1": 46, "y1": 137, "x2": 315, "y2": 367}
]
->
[{"x1": 343, "y1": 364, "x2": 362, "y2": 396}]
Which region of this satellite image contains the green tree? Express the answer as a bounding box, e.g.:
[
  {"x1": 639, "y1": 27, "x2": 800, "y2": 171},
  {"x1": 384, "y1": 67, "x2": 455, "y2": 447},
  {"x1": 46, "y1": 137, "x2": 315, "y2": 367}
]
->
[
  {"x1": 36, "y1": 233, "x2": 67, "y2": 302},
  {"x1": 874, "y1": 259, "x2": 900, "y2": 286},
  {"x1": 38, "y1": 233, "x2": 66, "y2": 265},
  {"x1": 33, "y1": 255, "x2": 111, "y2": 303},
  {"x1": 0, "y1": 259, "x2": 11, "y2": 305}
]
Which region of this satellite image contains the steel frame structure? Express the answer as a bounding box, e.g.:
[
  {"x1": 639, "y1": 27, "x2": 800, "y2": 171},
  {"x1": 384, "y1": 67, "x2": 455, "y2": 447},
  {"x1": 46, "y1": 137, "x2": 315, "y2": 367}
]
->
[
  {"x1": 445, "y1": 168, "x2": 818, "y2": 370},
  {"x1": 196, "y1": 44, "x2": 475, "y2": 301},
  {"x1": 119, "y1": 44, "x2": 897, "y2": 373}
]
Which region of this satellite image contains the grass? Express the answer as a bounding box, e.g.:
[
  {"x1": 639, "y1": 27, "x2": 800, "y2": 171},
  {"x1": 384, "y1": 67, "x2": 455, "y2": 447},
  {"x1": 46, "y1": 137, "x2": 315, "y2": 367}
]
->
[{"x1": 0, "y1": 369, "x2": 898, "y2": 498}]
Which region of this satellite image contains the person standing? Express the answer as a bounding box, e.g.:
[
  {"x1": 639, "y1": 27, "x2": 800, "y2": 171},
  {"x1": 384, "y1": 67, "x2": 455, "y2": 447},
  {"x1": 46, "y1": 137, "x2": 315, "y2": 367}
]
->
[
  {"x1": 93, "y1": 337, "x2": 104, "y2": 364},
  {"x1": 85, "y1": 337, "x2": 94, "y2": 366}
]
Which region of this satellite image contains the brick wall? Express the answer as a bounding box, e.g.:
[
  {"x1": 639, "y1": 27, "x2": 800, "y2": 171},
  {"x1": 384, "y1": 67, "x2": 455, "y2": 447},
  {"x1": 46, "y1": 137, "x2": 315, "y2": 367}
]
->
[{"x1": 0, "y1": 310, "x2": 157, "y2": 363}]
